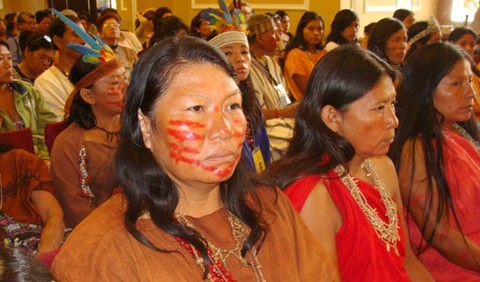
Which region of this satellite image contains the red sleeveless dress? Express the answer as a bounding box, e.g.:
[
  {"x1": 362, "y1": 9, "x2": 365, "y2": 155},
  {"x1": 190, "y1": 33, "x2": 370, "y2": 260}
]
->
[
  {"x1": 406, "y1": 129, "x2": 480, "y2": 281},
  {"x1": 284, "y1": 170, "x2": 411, "y2": 282}
]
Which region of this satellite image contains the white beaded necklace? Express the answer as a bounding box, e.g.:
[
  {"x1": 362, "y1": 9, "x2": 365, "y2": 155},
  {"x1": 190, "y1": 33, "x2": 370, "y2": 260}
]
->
[{"x1": 335, "y1": 159, "x2": 401, "y2": 255}]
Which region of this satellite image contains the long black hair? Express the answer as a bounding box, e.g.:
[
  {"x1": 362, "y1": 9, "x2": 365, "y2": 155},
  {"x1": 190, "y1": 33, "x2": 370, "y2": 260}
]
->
[
  {"x1": 0, "y1": 246, "x2": 54, "y2": 282},
  {"x1": 326, "y1": 9, "x2": 359, "y2": 45},
  {"x1": 66, "y1": 59, "x2": 98, "y2": 128},
  {"x1": 368, "y1": 17, "x2": 405, "y2": 66},
  {"x1": 239, "y1": 75, "x2": 263, "y2": 134},
  {"x1": 264, "y1": 45, "x2": 395, "y2": 189},
  {"x1": 114, "y1": 36, "x2": 268, "y2": 278},
  {"x1": 389, "y1": 42, "x2": 479, "y2": 255},
  {"x1": 286, "y1": 11, "x2": 324, "y2": 53},
  {"x1": 149, "y1": 16, "x2": 188, "y2": 47},
  {"x1": 405, "y1": 21, "x2": 432, "y2": 58},
  {"x1": 393, "y1": 9, "x2": 414, "y2": 22}
]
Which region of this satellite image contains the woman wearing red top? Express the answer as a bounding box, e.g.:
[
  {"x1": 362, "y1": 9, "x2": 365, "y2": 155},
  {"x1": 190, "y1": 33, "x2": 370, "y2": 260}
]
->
[
  {"x1": 390, "y1": 42, "x2": 480, "y2": 281},
  {"x1": 264, "y1": 45, "x2": 433, "y2": 281}
]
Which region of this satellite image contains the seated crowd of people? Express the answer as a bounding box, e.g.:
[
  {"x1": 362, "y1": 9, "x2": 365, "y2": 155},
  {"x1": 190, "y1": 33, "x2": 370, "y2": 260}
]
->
[{"x1": 0, "y1": 2, "x2": 479, "y2": 281}]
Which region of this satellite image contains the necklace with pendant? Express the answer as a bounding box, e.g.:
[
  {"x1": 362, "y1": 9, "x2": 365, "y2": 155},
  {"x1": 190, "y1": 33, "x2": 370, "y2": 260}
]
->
[{"x1": 94, "y1": 125, "x2": 118, "y2": 143}]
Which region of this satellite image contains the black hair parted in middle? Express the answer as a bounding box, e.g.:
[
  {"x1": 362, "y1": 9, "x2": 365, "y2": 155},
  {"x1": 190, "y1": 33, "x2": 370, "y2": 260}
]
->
[
  {"x1": 115, "y1": 36, "x2": 269, "y2": 279},
  {"x1": 265, "y1": 45, "x2": 395, "y2": 189}
]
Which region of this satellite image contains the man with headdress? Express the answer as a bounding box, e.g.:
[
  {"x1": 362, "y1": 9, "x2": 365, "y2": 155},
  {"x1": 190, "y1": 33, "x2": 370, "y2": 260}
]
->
[
  {"x1": 34, "y1": 13, "x2": 85, "y2": 121},
  {"x1": 247, "y1": 14, "x2": 297, "y2": 159}
]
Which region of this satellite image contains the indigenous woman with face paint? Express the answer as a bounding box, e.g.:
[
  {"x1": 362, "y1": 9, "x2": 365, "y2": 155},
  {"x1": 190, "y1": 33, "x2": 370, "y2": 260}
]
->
[
  {"x1": 283, "y1": 11, "x2": 325, "y2": 101},
  {"x1": 49, "y1": 11, "x2": 127, "y2": 229},
  {"x1": 324, "y1": 9, "x2": 359, "y2": 52},
  {"x1": 264, "y1": 45, "x2": 433, "y2": 281},
  {"x1": 51, "y1": 36, "x2": 335, "y2": 281},
  {"x1": 390, "y1": 42, "x2": 480, "y2": 280},
  {"x1": 209, "y1": 29, "x2": 271, "y2": 173}
]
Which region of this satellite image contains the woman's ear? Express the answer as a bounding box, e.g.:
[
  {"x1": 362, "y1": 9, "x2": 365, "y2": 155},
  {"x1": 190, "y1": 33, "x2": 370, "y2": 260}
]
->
[
  {"x1": 79, "y1": 88, "x2": 95, "y2": 105},
  {"x1": 138, "y1": 110, "x2": 152, "y2": 149},
  {"x1": 320, "y1": 105, "x2": 341, "y2": 133}
]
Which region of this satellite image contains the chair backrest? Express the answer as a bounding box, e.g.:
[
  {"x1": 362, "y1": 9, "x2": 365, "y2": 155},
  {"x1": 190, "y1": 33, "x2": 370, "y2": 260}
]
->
[
  {"x1": 0, "y1": 128, "x2": 35, "y2": 154},
  {"x1": 45, "y1": 121, "x2": 69, "y2": 154}
]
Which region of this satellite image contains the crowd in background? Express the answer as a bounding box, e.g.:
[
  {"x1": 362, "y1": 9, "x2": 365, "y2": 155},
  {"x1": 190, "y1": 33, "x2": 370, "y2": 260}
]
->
[{"x1": 0, "y1": 2, "x2": 479, "y2": 281}]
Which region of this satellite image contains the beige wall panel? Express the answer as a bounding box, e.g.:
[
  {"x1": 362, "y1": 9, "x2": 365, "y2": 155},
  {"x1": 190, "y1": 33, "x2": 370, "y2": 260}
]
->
[
  {"x1": 0, "y1": 0, "x2": 47, "y2": 18},
  {"x1": 351, "y1": 0, "x2": 438, "y2": 39}
]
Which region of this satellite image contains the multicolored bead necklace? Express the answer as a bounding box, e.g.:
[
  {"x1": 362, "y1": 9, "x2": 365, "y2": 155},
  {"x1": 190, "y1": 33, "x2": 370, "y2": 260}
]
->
[
  {"x1": 175, "y1": 211, "x2": 266, "y2": 282},
  {"x1": 245, "y1": 115, "x2": 255, "y2": 152},
  {"x1": 79, "y1": 146, "x2": 95, "y2": 203}
]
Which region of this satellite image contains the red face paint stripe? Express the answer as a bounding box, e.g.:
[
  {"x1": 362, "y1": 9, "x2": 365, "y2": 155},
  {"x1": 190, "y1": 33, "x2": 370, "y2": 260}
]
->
[
  {"x1": 169, "y1": 120, "x2": 206, "y2": 128},
  {"x1": 170, "y1": 152, "x2": 201, "y2": 166},
  {"x1": 106, "y1": 101, "x2": 123, "y2": 109},
  {"x1": 168, "y1": 142, "x2": 200, "y2": 154},
  {"x1": 233, "y1": 131, "x2": 245, "y2": 138},
  {"x1": 200, "y1": 154, "x2": 240, "y2": 177},
  {"x1": 167, "y1": 128, "x2": 204, "y2": 141}
]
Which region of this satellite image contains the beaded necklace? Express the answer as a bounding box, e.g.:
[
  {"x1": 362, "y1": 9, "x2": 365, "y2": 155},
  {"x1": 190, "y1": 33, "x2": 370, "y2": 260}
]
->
[
  {"x1": 79, "y1": 146, "x2": 95, "y2": 203},
  {"x1": 451, "y1": 123, "x2": 480, "y2": 152},
  {"x1": 175, "y1": 211, "x2": 266, "y2": 282},
  {"x1": 335, "y1": 159, "x2": 400, "y2": 255},
  {"x1": 245, "y1": 115, "x2": 255, "y2": 152}
]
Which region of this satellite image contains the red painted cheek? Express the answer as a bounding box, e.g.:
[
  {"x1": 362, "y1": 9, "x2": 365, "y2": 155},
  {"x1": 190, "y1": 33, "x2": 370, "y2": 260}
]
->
[
  {"x1": 169, "y1": 152, "x2": 201, "y2": 166},
  {"x1": 168, "y1": 142, "x2": 200, "y2": 154},
  {"x1": 166, "y1": 119, "x2": 204, "y2": 166},
  {"x1": 236, "y1": 142, "x2": 243, "y2": 150},
  {"x1": 201, "y1": 155, "x2": 240, "y2": 178},
  {"x1": 169, "y1": 120, "x2": 206, "y2": 129},
  {"x1": 107, "y1": 87, "x2": 121, "y2": 96},
  {"x1": 106, "y1": 101, "x2": 123, "y2": 110},
  {"x1": 233, "y1": 131, "x2": 245, "y2": 138},
  {"x1": 105, "y1": 87, "x2": 124, "y2": 109},
  {"x1": 167, "y1": 128, "x2": 204, "y2": 141},
  {"x1": 167, "y1": 120, "x2": 206, "y2": 141},
  {"x1": 231, "y1": 117, "x2": 247, "y2": 150},
  {"x1": 166, "y1": 118, "x2": 239, "y2": 178}
]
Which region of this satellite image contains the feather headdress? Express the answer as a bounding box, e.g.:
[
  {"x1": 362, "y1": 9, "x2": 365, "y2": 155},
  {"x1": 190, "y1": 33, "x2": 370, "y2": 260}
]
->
[
  {"x1": 201, "y1": 0, "x2": 247, "y2": 34},
  {"x1": 51, "y1": 9, "x2": 116, "y2": 65},
  {"x1": 52, "y1": 8, "x2": 123, "y2": 115},
  {"x1": 208, "y1": 0, "x2": 248, "y2": 48}
]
